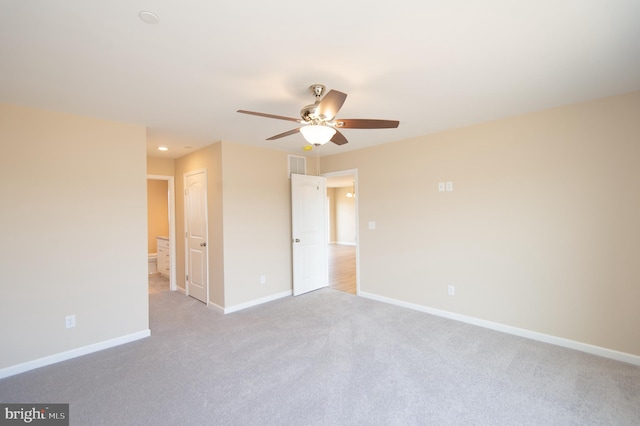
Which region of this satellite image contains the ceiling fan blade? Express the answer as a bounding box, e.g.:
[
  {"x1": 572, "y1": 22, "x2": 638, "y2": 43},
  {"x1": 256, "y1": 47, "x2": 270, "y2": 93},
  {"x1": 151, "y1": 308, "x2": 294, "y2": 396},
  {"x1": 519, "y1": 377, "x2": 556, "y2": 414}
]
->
[
  {"x1": 334, "y1": 119, "x2": 399, "y2": 129},
  {"x1": 330, "y1": 130, "x2": 348, "y2": 146},
  {"x1": 317, "y1": 90, "x2": 347, "y2": 121},
  {"x1": 266, "y1": 128, "x2": 300, "y2": 140},
  {"x1": 237, "y1": 110, "x2": 301, "y2": 123}
]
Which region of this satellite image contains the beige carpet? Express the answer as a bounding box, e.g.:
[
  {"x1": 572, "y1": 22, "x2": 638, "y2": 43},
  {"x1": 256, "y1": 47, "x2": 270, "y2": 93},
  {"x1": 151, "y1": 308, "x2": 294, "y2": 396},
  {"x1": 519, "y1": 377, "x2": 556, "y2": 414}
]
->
[{"x1": 1, "y1": 289, "x2": 639, "y2": 425}]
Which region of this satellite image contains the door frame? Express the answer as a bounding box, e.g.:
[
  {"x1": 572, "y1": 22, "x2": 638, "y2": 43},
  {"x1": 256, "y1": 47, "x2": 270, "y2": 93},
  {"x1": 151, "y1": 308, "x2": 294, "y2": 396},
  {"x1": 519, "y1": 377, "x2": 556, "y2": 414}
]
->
[
  {"x1": 147, "y1": 174, "x2": 177, "y2": 292},
  {"x1": 183, "y1": 168, "x2": 209, "y2": 305},
  {"x1": 321, "y1": 168, "x2": 360, "y2": 295}
]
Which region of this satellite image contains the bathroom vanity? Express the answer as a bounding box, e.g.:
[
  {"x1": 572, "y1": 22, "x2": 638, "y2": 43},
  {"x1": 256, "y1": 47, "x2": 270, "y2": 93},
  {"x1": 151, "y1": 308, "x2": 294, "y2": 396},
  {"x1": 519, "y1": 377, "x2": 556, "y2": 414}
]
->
[{"x1": 156, "y1": 236, "x2": 170, "y2": 278}]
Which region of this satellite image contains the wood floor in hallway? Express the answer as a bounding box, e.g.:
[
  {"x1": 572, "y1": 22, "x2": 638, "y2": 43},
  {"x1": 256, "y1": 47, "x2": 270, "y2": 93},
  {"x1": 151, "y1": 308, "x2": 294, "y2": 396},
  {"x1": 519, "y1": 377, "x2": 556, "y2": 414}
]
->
[{"x1": 328, "y1": 243, "x2": 356, "y2": 294}]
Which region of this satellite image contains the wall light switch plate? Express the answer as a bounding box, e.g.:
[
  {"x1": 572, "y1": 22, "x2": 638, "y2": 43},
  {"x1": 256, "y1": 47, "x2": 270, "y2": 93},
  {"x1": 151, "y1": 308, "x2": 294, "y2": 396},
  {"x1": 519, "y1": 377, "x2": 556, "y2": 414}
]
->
[
  {"x1": 448, "y1": 285, "x2": 455, "y2": 296},
  {"x1": 368, "y1": 221, "x2": 376, "y2": 230},
  {"x1": 65, "y1": 315, "x2": 76, "y2": 328},
  {"x1": 438, "y1": 182, "x2": 445, "y2": 192}
]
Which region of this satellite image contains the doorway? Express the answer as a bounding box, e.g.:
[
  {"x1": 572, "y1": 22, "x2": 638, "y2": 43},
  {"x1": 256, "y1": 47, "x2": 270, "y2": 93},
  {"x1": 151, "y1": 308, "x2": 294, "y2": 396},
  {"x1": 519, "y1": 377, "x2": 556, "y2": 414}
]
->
[
  {"x1": 323, "y1": 169, "x2": 358, "y2": 295},
  {"x1": 147, "y1": 174, "x2": 176, "y2": 293}
]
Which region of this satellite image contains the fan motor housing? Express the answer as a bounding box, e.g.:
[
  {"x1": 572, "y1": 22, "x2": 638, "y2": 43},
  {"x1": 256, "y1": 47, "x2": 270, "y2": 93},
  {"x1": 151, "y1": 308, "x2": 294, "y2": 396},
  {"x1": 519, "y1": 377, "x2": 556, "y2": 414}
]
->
[
  {"x1": 300, "y1": 84, "x2": 327, "y2": 122},
  {"x1": 300, "y1": 104, "x2": 319, "y2": 122}
]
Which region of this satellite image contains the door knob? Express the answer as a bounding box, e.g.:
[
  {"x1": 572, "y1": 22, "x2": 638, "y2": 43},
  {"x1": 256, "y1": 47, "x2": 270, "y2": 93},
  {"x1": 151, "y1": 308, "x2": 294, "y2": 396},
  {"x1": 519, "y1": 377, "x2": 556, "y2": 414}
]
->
[
  {"x1": 200, "y1": 242, "x2": 207, "y2": 247},
  {"x1": 293, "y1": 238, "x2": 300, "y2": 243}
]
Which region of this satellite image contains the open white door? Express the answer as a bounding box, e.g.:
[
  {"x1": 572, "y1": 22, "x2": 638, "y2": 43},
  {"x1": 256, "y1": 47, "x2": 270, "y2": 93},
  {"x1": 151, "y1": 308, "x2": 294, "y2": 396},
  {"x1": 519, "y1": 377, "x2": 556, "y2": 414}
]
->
[
  {"x1": 184, "y1": 170, "x2": 208, "y2": 304},
  {"x1": 291, "y1": 173, "x2": 328, "y2": 296}
]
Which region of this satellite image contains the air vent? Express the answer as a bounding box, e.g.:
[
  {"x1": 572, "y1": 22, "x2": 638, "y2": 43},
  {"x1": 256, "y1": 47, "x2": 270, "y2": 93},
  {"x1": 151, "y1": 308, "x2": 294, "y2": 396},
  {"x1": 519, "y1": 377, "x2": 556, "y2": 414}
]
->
[{"x1": 288, "y1": 155, "x2": 306, "y2": 177}]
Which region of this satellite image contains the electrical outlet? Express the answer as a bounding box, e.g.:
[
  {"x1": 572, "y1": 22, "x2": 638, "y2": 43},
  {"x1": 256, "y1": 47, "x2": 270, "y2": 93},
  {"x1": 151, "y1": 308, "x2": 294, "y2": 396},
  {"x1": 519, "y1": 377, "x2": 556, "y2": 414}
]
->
[
  {"x1": 446, "y1": 181, "x2": 453, "y2": 192},
  {"x1": 447, "y1": 285, "x2": 455, "y2": 296},
  {"x1": 260, "y1": 275, "x2": 266, "y2": 285},
  {"x1": 65, "y1": 315, "x2": 76, "y2": 329},
  {"x1": 438, "y1": 182, "x2": 445, "y2": 192}
]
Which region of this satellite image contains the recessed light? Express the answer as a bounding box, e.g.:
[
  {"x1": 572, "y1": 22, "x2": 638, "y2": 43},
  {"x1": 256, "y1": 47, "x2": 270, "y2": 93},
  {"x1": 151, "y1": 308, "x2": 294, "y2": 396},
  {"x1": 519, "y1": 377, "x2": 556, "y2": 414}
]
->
[
  {"x1": 157, "y1": 146, "x2": 168, "y2": 151},
  {"x1": 139, "y1": 11, "x2": 159, "y2": 24}
]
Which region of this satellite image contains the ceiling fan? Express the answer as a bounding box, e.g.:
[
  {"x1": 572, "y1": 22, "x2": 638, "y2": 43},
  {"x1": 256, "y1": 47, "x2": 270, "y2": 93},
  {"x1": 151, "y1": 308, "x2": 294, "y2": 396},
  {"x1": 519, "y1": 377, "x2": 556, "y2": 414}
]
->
[{"x1": 237, "y1": 84, "x2": 399, "y2": 147}]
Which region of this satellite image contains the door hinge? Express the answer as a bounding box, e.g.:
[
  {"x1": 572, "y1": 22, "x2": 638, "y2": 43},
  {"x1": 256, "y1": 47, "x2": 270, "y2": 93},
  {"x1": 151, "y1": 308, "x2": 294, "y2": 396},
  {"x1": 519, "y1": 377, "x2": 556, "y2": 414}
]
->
[
  {"x1": 186, "y1": 275, "x2": 188, "y2": 282},
  {"x1": 184, "y1": 189, "x2": 188, "y2": 196}
]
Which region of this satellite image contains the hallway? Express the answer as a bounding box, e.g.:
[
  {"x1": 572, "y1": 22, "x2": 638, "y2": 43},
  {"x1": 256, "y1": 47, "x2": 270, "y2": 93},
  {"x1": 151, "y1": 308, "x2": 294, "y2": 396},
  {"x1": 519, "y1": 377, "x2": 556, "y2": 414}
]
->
[{"x1": 328, "y1": 244, "x2": 356, "y2": 294}]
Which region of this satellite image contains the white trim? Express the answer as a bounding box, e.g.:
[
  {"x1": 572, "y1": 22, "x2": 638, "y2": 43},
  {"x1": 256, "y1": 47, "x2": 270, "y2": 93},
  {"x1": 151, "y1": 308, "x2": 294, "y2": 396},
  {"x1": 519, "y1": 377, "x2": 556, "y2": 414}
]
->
[
  {"x1": 359, "y1": 291, "x2": 640, "y2": 367},
  {"x1": 321, "y1": 169, "x2": 359, "y2": 295},
  {"x1": 147, "y1": 174, "x2": 177, "y2": 292},
  {"x1": 335, "y1": 241, "x2": 357, "y2": 246},
  {"x1": 0, "y1": 330, "x2": 151, "y2": 379},
  {"x1": 206, "y1": 301, "x2": 224, "y2": 314},
  {"x1": 224, "y1": 291, "x2": 292, "y2": 314}
]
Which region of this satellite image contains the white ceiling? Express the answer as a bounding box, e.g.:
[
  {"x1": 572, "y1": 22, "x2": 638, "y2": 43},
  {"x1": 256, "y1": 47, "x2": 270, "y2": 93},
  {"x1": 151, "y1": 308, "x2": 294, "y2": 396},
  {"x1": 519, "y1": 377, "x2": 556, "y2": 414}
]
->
[{"x1": 2, "y1": 1, "x2": 639, "y2": 159}]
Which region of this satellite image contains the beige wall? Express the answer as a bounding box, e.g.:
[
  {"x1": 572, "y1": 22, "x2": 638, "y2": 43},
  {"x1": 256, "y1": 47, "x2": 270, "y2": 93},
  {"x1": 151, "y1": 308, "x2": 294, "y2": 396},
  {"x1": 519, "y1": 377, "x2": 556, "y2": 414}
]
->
[
  {"x1": 334, "y1": 187, "x2": 356, "y2": 245},
  {"x1": 320, "y1": 91, "x2": 640, "y2": 357},
  {"x1": 302, "y1": 153, "x2": 319, "y2": 177},
  {"x1": 221, "y1": 142, "x2": 294, "y2": 307},
  {"x1": 327, "y1": 188, "x2": 337, "y2": 243},
  {"x1": 0, "y1": 103, "x2": 148, "y2": 370},
  {"x1": 147, "y1": 157, "x2": 175, "y2": 176},
  {"x1": 147, "y1": 180, "x2": 169, "y2": 253}
]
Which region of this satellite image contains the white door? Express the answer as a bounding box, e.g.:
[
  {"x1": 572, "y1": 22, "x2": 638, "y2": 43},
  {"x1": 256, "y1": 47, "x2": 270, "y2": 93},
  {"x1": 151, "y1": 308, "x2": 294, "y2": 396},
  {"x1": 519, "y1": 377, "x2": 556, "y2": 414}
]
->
[
  {"x1": 291, "y1": 174, "x2": 328, "y2": 296},
  {"x1": 185, "y1": 170, "x2": 208, "y2": 304}
]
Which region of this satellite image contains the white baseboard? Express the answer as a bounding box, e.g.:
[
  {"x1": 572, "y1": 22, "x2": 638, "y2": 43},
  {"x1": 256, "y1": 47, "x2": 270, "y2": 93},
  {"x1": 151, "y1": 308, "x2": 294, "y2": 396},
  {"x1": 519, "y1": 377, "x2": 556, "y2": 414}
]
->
[
  {"x1": 0, "y1": 329, "x2": 151, "y2": 379},
  {"x1": 207, "y1": 301, "x2": 224, "y2": 313},
  {"x1": 335, "y1": 241, "x2": 356, "y2": 246},
  {"x1": 224, "y1": 290, "x2": 292, "y2": 314},
  {"x1": 359, "y1": 291, "x2": 640, "y2": 367}
]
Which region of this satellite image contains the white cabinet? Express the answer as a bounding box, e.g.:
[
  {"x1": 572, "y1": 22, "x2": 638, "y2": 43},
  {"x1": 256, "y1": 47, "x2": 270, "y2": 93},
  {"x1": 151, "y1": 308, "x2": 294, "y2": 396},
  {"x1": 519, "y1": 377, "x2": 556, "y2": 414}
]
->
[{"x1": 156, "y1": 237, "x2": 170, "y2": 278}]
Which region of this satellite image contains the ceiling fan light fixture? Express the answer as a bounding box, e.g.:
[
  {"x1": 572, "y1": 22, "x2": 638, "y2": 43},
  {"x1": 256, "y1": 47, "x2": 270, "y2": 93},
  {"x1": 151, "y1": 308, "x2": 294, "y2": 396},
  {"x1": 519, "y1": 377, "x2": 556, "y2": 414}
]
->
[
  {"x1": 237, "y1": 84, "x2": 399, "y2": 147},
  {"x1": 300, "y1": 124, "x2": 336, "y2": 146}
]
